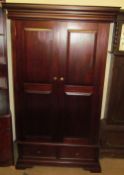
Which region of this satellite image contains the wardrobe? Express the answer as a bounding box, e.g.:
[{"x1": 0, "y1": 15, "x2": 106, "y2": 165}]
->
[
  {"x1": 0, "y1": 5, "x2": 13, "y2": 166},
  {"x1": 3, "y1": 3, "x2": 120, "y2": 172},
  {"x1": 101, "y1": 10, "x2": 124, "y2": 157}
]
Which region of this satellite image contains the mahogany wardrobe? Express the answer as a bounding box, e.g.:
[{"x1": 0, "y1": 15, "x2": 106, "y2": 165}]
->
[{"x1": 3, "y1": 3, "x2": 120, "y2": 172}]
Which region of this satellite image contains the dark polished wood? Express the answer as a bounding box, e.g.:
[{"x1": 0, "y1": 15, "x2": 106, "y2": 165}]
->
[
  {"x1": 113, "y1": 10, "x2": 124, "y2": 54},
  {"x1": 0, "y1": 115, "x2": 13, "y2": 166},
  {"x1": 0, "y1": 5, "x2": 13, "y2": 166},
  {"x1": 107, "y1": 56, "x2": 124, "y2": 124},
  {"x1": 2, "y1": 3, "x2": 120, "y2": 21},
  {"x1": 101, "y1": 11, "x2": 124, "y2": 157},
  {"x1": 3, "y1": 3, "x2": 120, "y2": 172}
]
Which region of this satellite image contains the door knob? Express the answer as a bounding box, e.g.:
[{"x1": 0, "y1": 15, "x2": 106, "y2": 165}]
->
[
  {"x1": 53, "y1": 76, "x2": 58, "y2": 81},
  {"x1": 60, "y1": 77, "x2": 64, "y2": 81}
]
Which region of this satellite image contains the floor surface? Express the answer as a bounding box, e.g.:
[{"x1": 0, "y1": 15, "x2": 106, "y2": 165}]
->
[{"x1": 0, "y1": 158, "x2": 124, "y2": 175}]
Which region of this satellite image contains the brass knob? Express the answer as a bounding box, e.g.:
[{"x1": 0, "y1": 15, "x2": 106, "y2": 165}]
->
[
  {"x1": 60, "y1": 77, "x2": 64, "y2": 81},
  {"x1": 53, "y1": 76, "x2": 57, "y2": 81}
]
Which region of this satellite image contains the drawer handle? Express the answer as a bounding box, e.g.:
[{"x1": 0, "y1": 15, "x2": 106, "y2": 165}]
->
[{"x1": 36, "y1": 150, "x2": 42, "y2": 155}]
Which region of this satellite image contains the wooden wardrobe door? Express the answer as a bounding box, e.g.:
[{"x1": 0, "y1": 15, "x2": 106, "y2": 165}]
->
[
  {"x1": 13, "y1": 21, "x2": 59, "y2": 141},
  {"x1": 58, "y1": 22, "x2": 109, "y2": 143}
]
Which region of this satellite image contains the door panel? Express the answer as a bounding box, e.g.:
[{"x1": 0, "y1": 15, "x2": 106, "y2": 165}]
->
[
  {"x1": 58, "y1": 22, "x2": 99, "y2": 143},
  {"x1": 66, "y1": 30, "x2": 97, "y2": 85},
  {"x1": 15, "y1": 21, "x2": 59, "y2": 141},
  {"x1": 24, "y1": 27, "x2": 53, "y2": 83},
  {"x1": 23, "y1": 83, "x2": 56, "y2": 138},
  {"x1": 24, "y1": 93, "x2": 57, "y2": 137},
  {"x1": 63, "y1": 92, "x2": 93, "y2": 138}
]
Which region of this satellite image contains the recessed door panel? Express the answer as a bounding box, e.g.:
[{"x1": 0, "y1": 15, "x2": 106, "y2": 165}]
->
[
  {"x1": 24, "y1": 93, "x2": 57, "y2": 138},
  {"x1": 66, "y1": 30, "x2": 97, "y2": 85},
  {"x1": 63, "y1": 86, "x2": 94, "y2": 138},
  {"x1": 23, "y1": 82, "x2": 57, "y2": 139},
  {"x1": 24, "y1": 27, "x2": 53, "y2": 83}
]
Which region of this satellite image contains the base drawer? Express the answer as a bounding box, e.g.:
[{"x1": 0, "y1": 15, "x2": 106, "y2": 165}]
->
[
  {"x1": 19, "y1": 144, "x2": 56, "y2": 159},
  {"x1": 59, "y1": 146, "x2": 97, "y2": 160}
]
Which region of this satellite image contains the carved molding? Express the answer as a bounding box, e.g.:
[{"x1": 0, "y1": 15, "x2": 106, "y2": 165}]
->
[
  {"x1": 2, "y1": 3, "x2": 120, "y2": 22},
  {"x1": 113, "y1": 10, "x2": 124, "y2": 54}
]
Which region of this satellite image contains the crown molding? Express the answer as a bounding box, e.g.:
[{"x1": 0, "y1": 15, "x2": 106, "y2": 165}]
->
[{"x1": 2, "y1": 3, "x2": 120, "y2": 22}]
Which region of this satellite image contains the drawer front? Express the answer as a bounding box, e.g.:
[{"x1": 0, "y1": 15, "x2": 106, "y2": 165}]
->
[
  {"x1": 59, "y1": 146, "x2": 96, "y2": 160},
  {"x1": 20, "y1": 145, "x2": 56, "y2": 159}
]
